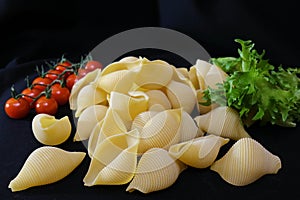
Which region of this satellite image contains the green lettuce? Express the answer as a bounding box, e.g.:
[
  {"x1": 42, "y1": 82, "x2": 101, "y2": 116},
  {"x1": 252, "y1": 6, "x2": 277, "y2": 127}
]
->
[{"x1": 202, "y1": 39, "x2": 300, "y2": 127}]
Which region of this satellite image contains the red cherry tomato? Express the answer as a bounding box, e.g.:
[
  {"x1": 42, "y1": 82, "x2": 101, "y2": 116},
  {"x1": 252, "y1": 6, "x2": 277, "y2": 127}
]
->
[
  {"x1": 77, "y1": 68, "x2": 88, "y2": 80},
  {"x1": 55, "y1": 61, "x2": 72, "y2": 78},
  {"x1": 5, "y1": 97, "x2": 31, "y2": 119},
  {"x1": 66, "y1": 73, "x2": 78, "y2": 90},
  {"x1": 84, "y1": 60, "x2": 102, "y2": 72},
  {"x1": 35, "y1": 96, "x2": 58, "y2": 115},
  {"x1": 21, "y1": 87, "x2": 42, "y2": 108},
  {"x1": 45, "y1": 69, "x2": 62, "y2": 80},
  {"x1": 51, "y1": 83, "x2": 70, "y2": 105},
  {"x1": 32, "y1": 77, "x2": 53, "y2": 91}
]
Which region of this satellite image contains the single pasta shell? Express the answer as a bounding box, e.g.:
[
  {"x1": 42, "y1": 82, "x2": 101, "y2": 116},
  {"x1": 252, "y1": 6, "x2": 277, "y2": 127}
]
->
[
  {"x1": 69, "y1": 68, "x2": 101, "y2": 110},
  {"x1": 32, "y1": 114, "x2": 71, "y2": 146},
  {"x1": 138, "y1": 108, "x2": 182, "y2": 154},
  {"x1": 145, "y1": 90, "x2": 172, "y2": 110},
  {"x1": 169, "y1": 134, "x2": 229, "y2": 168},
  {"x1": 100, "y1": 57, "x2": 142, "y2": 76},
  {"x1": 8, "y1": 146, "x2": 86, "y2": 192},
  {"x1": 126, "y1": 148, "x2": 186, "y2": 194},
  {"x1": 74, "y1": 105, "x2": 108, "y2": 141},
  {"x1": 210, "y1": 138, "x2": 282, "y2": 186},
  {"x1": 165, "y1": 80, "x2": 197, "y2": 114},
  {"x1": 83, "y1": 129, "x2": 139, "y2": 186},
  {"x1": 194, "y1": 106, "x2": 251, "y2": 140},
  {"x1": 97, "y1": 70, "x2": 129, "y2": 93},
  {"x1": 134, "y1": 61, "x2": 174, "y2": 90},
  {"x1": 75, "y1": 84, "x2": 107, "y2": 118},
  {"x1": 204, "y1": 64, "x2": 228, "y2": 89},
  {"x1": 87, "y1": 120, "x2": 104, "y2": 158},
  {"x1": 118, "y1": 56, "x2": 139, "y2": 63}
]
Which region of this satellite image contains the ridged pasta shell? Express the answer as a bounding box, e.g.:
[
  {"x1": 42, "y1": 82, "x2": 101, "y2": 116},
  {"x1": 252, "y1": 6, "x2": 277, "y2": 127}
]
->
[
  {"x1": 69, "y1": 68, "x2": 101, "y2": 110},
  {"x1": 8, "y1": 146, "x2": 86, "y2": 192},
  {"x1": 204, "y1": 64, "x2": 228, "y2": 89},
  {"x1": 165, "y1": 80, "x2": 197, "y2": 114},
  {"x1": 75, "y1": 84, "x2": 107, "y2": 118},
  {"x1": 97, "y1": 70, "x2": 129, "y2": 93},
  {"x1": 118, "y1": 56, "x2": 139, "y2": 63},
  {"x1": 126, "y1": 148, "x2": 186, "y2": 194},
  {"x1": 101, "y1": 57, "x2": 142, "y2": 76},
  {"x1": 169, "y1": 135, "x2": 229, "y2": 168},
  {"x1": 210, "y1": 138, "x2": 282, "y2": 186},
  {"x1": 138, "y1": 108, "x2": 182, "y2": 154},
  {"x1": 73, "y1": 105, "x2": 108, "y2": 141},
  {"x1": 88, "y1": 120, "x2": 104, "y2": 158},
  {"x1": 32, "y1": 114, "x2": 71, "y2": 145},
  {"x1": 83, "y1": 129, "x2": 139, "y2": 186},
  {"x1": 145, "y1": 90, "x2": 172, "y2": 110},
  {"x1": 131, "y1": 110, "x2": 159, "y2": 133},
  {"x1": 180, "y1": 110, "x2": 204, "y2": 142},
  {"x1": 194, "y1": 106, "x2": 251, "y2": 140},
  {"x1": 109, "y1": 91, "x2": 149, "y2": 126},
  {"x1": 196, "y1": 89, "x2": 219, "y2": 114},
  {"x1": 134, "y1": 60, "x2": 174, "y2": 90}
]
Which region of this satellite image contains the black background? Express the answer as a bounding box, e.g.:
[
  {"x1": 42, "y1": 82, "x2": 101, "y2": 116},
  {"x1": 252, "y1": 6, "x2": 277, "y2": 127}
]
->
[{"x1": 1, "y1": 0, "x2": 300, "y2": 199}]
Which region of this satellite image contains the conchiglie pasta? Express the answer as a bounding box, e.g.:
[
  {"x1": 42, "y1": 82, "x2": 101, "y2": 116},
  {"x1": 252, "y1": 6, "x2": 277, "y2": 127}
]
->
[
  {"x1": 169, "y1": 135, "x2": 229, "y2": 168},
  {"x1": 126, "y1": 148, "x2": 186, "y2": 194},
  {"x1": 131, "y1": 110, "x2": 159, "y2": 133},
  {"x1": 179, "y1": 110, "x2": 204, "y2": 142},
  {"x1": 138, "y1": 108, "x2": 182, "y2": 154},
  {"x1": 194, "y1": 106, "x2": 251, "y2": 140},
  {"x1": 145, "y1": 90, "x2": 172, "y2": 111},
  {"x1": 97, "y1": 70, "x2": 130, "y2": 93},
  {"x1": 83, "y1": 129, "x2": 139, "y2": 186},
  {"x1": 73, "y1": 105, "x2": 108, "y2": 141},
  {"x1": 8, "y1": 146, "x2": 86, "y2": 192},
  {"x1": 165, "y1": 80, "x2": 197, "y2": 114},
  {"x1": 210, "y1": 138, "x2": 282, "y2": 186}
]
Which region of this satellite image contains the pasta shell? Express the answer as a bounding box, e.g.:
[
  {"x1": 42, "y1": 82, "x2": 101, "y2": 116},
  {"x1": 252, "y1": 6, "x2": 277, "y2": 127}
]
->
[
  {"x1": 75, "y1": 84, "x2": 107, "y2": 118},
  {"x1": 126, "y1": 148, "x2": 186, "y2": 194},
  {"x1": 194, "y1": 106, "x2": 251, "y2": 140},
  {"x1": 101, "y1": 57, "x2": 142, "y2": 76},
  {"x1": 169, "y1": 135, "x2": 229, "y2": 168},
  {"x1": 97, "y1": 70, "x2": 129, "y2": 93},
  {"x1": 32, "y1": 114, "x2": 71, "y2": 145},
  {"x1": 165, "y1": 80, "x2": 197, "y2": 114},
  {"x1": 210, "y1": 138, "x2": 282, "y2": 186},
  {"x1": 196, "y1": 89, "x2": 219, "y2": 114},
  {"x1": 134, "y1": 60, "x2": 174, "y2": 90},
  {"x1": 145, "y1": 90, "x2": 172, "y2": 110},
  {"x1": 131, "y1": 110, "x2": 159, "y2": 133},
  {"x1": 109, "y1": 91, "x2": 149, "y2": 126},
  {"x1": 138, "y1": 108, "x2": 182, "y2": 154},
  {"x1": 180, "y1": 110, "x2": 204, "y2": 142},
  {"x1": 8, "y1": 146, "x2": 86, "y2": 192},
  {"x1": 118, "y1": 56, "x2": 139, "y2": 63},
  {"x1": 83, "y1": 129, "x2": 139, "y2": 186},
  {"x1": 69, "y1": 68, "x2": 101, "y2": 110},
  {"x1": 204, "y1": 64, "x2": 228, "y2": 89},
  {"x1": 87, "y1": 120, "x2": 104, "y2": 158},
  {"x1": 73, "y1": 105, "x2": 108, "y2": 141}
]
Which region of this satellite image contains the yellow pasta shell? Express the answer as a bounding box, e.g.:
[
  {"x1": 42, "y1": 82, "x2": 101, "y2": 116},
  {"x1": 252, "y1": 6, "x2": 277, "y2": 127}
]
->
[
  {"x1": 138, "y1": 108, "x2": 182, "y2": 154},
  {"x1": 131, "y1": 110, "x2": 159, "y2": 133},
  {"x1": 69, "y1": 68, "x2": 101, "y2": 110},
  {"x1": 8, "y1": 146, "x2": 86, "y2": 192},
  {"x1": 97, "y1": 69, "x2": 130, "y2": 93},
  {"x1": 126, "y1": 148, "x2": 186, "y2": 194},
  {"x1": 87, "y1": 120, "x2": 104, "y2": 158},
  {"x1": 194, "y1": 106, "x2": 251, "y2": 140},
  {"x1": 165, "y1": 80, "x2": 197, "y2": 114},
  {"x1": 75, "y1": 84, "x2": 107, "y2": 118},
  {"x1": 83, "y1": 129, "x2": 139, "y2": 186},
  {"x1": 169, "y1": 135, "x2": 229, "y2": 168},
  {"x1": 179, "y1": 110, "x2": 204, "y2": 142},
  {"x1": 74, "y1": 105, "x2": 108, "y2": 141},
  {"x1": 210, "y1": 138, "x2": 282, "y2": 186},
  {"x1": 204, "y1": 64, "x2": 228, "y2": 89},
  {"x1": 32, "y1": 114, "x2": 71, "y2": 145}
]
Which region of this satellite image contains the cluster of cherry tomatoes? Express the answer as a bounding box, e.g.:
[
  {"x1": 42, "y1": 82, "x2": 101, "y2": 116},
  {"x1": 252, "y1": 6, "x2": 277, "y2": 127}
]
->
[{"x1": 4, "y1": 55, "x2": 102, "y2": 119}]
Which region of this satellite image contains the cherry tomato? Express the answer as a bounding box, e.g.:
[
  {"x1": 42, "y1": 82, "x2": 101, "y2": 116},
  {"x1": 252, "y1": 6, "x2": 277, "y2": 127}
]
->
[
  {"x1": 66, "y1": 73, "x2": 78, "y2": 90},
  {"x1": 55, "y1": 61, "x2": 72, "y2": 78},
  {"x1": 32, "y1": 77, "x2": 53, "y2": 91},
  {"x1": 35, "y1": 96, "x2": 58, "y2": 115},
  {"x1": 21, "y1": 87, "x2": 42, "y2": 108},
  {"x1": 84, "y1": 60, "x2": 102, "y2": 72},
  {"x1": 45, "y1": 69, "x2": 62, "y2": 80},
  {"x1": 5, "y1": 97, "x2": 31, "y2": 119},
  {"x1": 77, "y1": 68, "x2": 88, "y2": 80},
  {"x1": 51, "y1": 83, "x2": 70, "y2": 105}
]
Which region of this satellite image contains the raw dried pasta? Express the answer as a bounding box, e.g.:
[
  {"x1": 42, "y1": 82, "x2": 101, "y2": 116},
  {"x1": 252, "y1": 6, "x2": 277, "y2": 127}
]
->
[
  {"x1": 126, "y1": 148, "x2": 186, "y2": 193},
  {"x1": 210, "y1": 138, "x2": 282, "y2": 186},
  {"x1": 194, "y1": 106, "x2": 251, "y2": 140},
  {"x1": 169, "y1": 134, "x2": 229, "y2": 168},
  {"x1": 8, "y1": 146, "x2": 86, "y2": 192}
]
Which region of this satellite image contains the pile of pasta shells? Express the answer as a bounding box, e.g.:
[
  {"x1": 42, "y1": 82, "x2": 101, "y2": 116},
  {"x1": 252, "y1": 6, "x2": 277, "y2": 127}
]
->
[{"x1": 8, "y1": 56, "x2": 282, "y2": 194}]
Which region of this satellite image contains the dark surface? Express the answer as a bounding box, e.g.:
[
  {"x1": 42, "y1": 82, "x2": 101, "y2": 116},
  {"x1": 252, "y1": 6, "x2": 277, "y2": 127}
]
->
[{"x1": 1, "y1": 0, "x2": 300, "y2": 199}]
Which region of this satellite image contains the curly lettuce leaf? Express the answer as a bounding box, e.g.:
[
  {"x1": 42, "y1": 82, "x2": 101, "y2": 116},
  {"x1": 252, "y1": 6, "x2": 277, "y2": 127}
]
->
[{"x1": 204, "y1": 39, "x2": 300, "y2": 127}]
